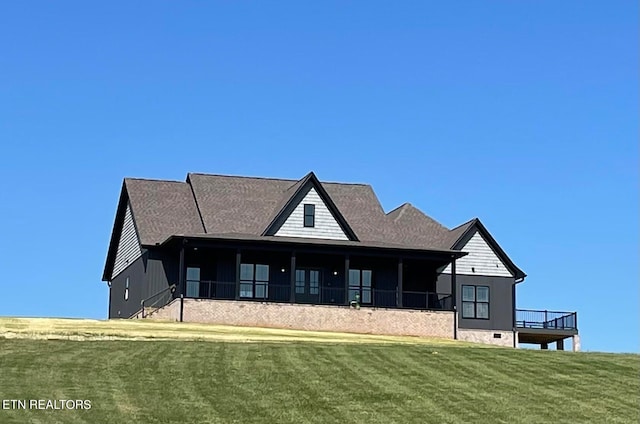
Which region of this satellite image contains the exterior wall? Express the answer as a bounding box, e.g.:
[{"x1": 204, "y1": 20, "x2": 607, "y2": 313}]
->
[
  {"x1": 145, "y1": 249, "x2": 179, "y2": 299},
  {"x1": 437, "y1": 274, "x2": 515, "y2": 331},
  {"x1": 109, "y1": 254, "x2": 146, "y2": 319},
  {"x1": 457, "y1": 328, "x2": 514, "y2": 347},
  {"x1": 112, "y1": 202, "x2": 143, "y2": 280},
  {"x1": 275, "y1": 188, "x2": 349, "y2": 240},
  {"x1": 442, "y1": 231, "x2": 512, "y2": 277},
  {"x1": 175, "y1": 299, "x2": 454, "y2": 338}
]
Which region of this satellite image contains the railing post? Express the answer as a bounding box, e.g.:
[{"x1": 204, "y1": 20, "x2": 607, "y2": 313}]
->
[
  {"x1": 397, "y1": 257, "x2": 403, "y2": 308},
  {"x1": 179, "y1": 294, "x2": 184, "y2": 322},
  {"x1": 543, "y1": 310, "x2": 548, "y2": 328}
]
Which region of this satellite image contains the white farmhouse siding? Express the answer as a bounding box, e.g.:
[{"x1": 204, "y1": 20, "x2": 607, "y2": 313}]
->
[
  {"x1": 443, "y1": 231, "x2": 512, "y2": 277},
  {"x1": 275, "y1": 188, "x2": 349, "y2": 240},
  {"x1": 111, "y1": 202, "x2": 142, "y2": 280}
]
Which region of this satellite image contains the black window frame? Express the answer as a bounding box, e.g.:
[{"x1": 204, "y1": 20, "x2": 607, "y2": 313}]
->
[
  {"x1": 303, "y1": 204, "x2": 315, "y2": 227},
  {"x1": 240, "y1": 263, "x2": 270, "y2": 299},
  {"x1": 461, "y1": 285, "x2": 490, "y2": 320},
  {"x1": 348, "y1": 269, "x2": 373, "y2": 304}
]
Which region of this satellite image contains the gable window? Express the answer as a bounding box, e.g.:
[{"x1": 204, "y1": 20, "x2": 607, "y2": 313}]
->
[
  {"x1": 462, "y1": 285, "x2": 489, "y2": 319},
  {"x1": 186, "y1": 267, "x2": 201, "y2": 298},
  {"x1": 240, "y1": 264, "x2": 269, "y2": 299},
  {"x1": 303, "y1": 204, "x2": 315, "y2": 227},
  {"x1": 124, "y1": 277, "x2": 129, "y2": 301},
  {"x1": 348, "y1": 269, "x2": 372, "y2": 304}
]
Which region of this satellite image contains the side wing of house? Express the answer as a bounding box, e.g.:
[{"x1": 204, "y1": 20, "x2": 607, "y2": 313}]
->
[
  {"x1": 102, "y1": 179, "x2": 204, "y2": 319},
  {"x1": 437, "y1": 219, "x2": 525, "y2": 342}
]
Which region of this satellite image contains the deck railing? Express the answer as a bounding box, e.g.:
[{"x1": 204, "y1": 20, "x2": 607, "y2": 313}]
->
[
  {"x1": 184, "y1": 280, "x2": 453, "y2": 311},
  {"x1": 516, "y1": 309, "x2": 577, "y2": 331}
]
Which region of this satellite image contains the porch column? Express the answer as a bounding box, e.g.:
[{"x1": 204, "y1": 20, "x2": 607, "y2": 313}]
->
[
  {"x1": 290, "y1": 252, "x2": 296, "y2": 303},
  {"x1": 235, "y1": 249, "x2": 241, "y2": 300},
  {"x1": 178, "y1": 242, "x2": 186, "y2": 296},
  {"x1": 557, "y1": 339, "x2": 565, "y2": 351},
  {"x1": 344, "y1": 255, "x2": 350, "y2": 305},
  {"x1": 451, "y1": 255, "x2": 457, "y2": 340},
  {"x1": 397, "y1": 258, "x2": 403, "y2": 308}
]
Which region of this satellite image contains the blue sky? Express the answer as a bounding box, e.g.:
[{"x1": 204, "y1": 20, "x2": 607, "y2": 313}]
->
[{"x1": 0, "y1": 1, "x2": 636, "y2": 352}]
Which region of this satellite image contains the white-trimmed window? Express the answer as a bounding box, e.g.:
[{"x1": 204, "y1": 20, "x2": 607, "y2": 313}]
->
[
  {"x1": 462, "y1": 285, "x2": 489, "y2": 319},
  {"x1": 124, "y1": 277, "x2": 129, "y2": 301},
  {"x1": 303, "y1": 204, "x2": 315, "y2": 227}
]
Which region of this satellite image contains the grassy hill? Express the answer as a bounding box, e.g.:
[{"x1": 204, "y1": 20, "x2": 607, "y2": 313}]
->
[{"x1": 0, "y1": 318, "x2": 637, "y2": 424}]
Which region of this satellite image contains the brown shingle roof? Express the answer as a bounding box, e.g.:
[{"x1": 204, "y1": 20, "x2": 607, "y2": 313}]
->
[
  {"x1": 123, "y1": 172, "x2": 475, "y2": 251},
  {"x1": 125, "y1": 178, "x2": 204, "y2": 245},
  {"x1": 385, "y1": 203, "x2": 453, "y2": 249}
]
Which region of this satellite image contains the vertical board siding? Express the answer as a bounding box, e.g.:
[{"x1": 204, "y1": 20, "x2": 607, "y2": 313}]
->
[
  {"x1": 111, "y1": 202, "x2": 143, "y2": 280},
  {"x1": 275, "y1": 188, "x2": 349, "y2": 240},
  {"x1": 443, "y1": 231, "x2": 512, "y2": 277}
]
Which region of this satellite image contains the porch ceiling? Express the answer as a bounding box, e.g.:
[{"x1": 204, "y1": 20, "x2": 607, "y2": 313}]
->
[
  {"x1": 518, "y1": 328, "x2": 578, "y2": 345},
  {"x1": 159, "y1": 233, "x2": 467, "y2": 263}
]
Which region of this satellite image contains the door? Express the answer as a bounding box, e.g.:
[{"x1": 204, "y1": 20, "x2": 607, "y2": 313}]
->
[{"x1": 295, "y1": 269, "x2": 321, "y2": 303}]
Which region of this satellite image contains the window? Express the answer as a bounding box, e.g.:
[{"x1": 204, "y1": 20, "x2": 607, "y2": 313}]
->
[
  {"x1": 303, "y1": 204, "x2": 315, "y2": 227},
  {"x1": 349, "y1": 269, "x2": 372, "y2": 304},
  {"x1": 295, "y1": 269, "x2": 321, "y2": 295},
  {"x1": 240, "y1": 264, "x2": 269, "y2": 299},
  {"x1": 186, "y1": 267, "x2": 200, "y2": 298},
  {"x1": 124, "y1": 277, "x2": 129, "y2": 301},
  {"x1": 462, "y1": 285, "x2": 489, "y2": 319}
]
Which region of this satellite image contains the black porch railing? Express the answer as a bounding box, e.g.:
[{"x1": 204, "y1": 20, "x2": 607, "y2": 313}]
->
[
  {"x1": 516, "y1": 309, "x2": 577, "y2": 331},
  {"x1": 184, "y1": 280, "x2": 453, "y2": 311},
  {"x1": 140, "y1": 284, "x2": 177, "y2": 318}
]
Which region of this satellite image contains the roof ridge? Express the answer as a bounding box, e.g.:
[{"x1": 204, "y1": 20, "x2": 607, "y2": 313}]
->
[
  {"x1": 386, "y1": 202, "x2": 411, "y2": 215},
  {"x1": 125, "y1": 177, "x2": 186, "y2": 184},
  {"x1": 188, "y1": 172, "x2": 370, "y2": 186}
]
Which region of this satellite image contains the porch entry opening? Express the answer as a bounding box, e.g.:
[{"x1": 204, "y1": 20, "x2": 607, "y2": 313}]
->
[{"x1": 295, "y1": 269, "x2": 321, "y2": 303}]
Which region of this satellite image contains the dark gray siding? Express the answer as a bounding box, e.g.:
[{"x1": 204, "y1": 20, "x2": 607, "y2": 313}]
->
[
  {"x1": 109, "y1": 254, "x2": 146, "y2": 318},
  {"x1": 146, "y1": 249, "x2": 179, "y2": 299},
  {"x1": 437, "y1": 274, "x2": 515, "y2": 331}
]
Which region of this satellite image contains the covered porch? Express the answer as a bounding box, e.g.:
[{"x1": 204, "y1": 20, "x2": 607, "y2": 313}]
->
[{"x1": 165, "y1": 235, "x2": 465, "y2": 312}]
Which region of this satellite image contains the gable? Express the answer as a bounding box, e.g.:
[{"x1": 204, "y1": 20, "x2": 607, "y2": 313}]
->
[
  {"x1": 111, "y1": 202, "x2": 143, "y2": 280},
  {"x1": 274, "y1": 187, "x2": 349, "y2": 240},
  {"x1": 442, "y1": 230, "x2": 513, "y2": 277}
]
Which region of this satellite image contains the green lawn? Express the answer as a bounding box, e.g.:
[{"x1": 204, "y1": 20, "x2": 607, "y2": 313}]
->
[{"x1": 0, "y1": 319, "x2": 638, "y2": 423}]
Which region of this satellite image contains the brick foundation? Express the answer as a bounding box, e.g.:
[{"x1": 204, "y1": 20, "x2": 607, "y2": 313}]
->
[
  {"x1": 457, "y1": 328, "x2": 515, "y2": 347},
  {"x1": 147, "y1": 298, "x2": 181, "y2": 321},
  {"x1": 151, "y1": 298, "x2": 455, "y2": 339}
]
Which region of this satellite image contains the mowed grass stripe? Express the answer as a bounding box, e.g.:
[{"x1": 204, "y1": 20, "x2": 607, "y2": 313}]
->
[{"x1": 0, "y1": 338, "x2": 638, "y2": 423}]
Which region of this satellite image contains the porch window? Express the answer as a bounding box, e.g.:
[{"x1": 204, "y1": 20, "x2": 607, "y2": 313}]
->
[
  {"x1": 186, "y1": 267, "x2": 201, "y2": 298},
  {"x1": 240, "y1": 263, "x2": 269, "y2": 299},
  {"x1": 462, "y1": 285, "x2": 489, "y2": 319},
  {"x1": 349, "y1": 269, "x2": 372, "y2": 304},
  {"x1": 303, "y1": 204, "x2": 315, "y2": 227}
]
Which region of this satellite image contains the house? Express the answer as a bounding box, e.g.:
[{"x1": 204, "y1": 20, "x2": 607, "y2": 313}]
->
[{"x1": 102, "y1": 171, "x2": 579, "y2": 350}]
